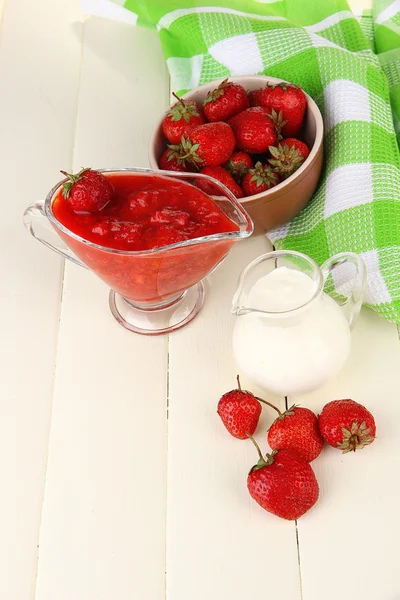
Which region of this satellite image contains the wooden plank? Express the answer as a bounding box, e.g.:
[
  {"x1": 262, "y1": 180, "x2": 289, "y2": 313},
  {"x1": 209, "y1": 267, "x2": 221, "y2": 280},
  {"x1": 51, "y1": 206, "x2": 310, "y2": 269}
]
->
[
  {"x1": 0, "y1": 0, "x2": 82, "y2": 598},
  {"x1": 0, "y1": 0, "x2": 5, "y2": 27},
  {"x1": 34, "y1": 19, "x2": 170, "y2": 600},
  {"x1": 167, "y1": 235, "x2": 302, "y2": 600},
  {"x1": 291, "y1": 310, "x2": 400, "y2": 600}
]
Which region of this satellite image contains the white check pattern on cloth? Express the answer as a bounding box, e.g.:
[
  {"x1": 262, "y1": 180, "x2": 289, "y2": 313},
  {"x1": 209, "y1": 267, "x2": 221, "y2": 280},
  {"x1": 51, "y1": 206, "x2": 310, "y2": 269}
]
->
[
  {"x1": 324, "y1": 164, "x2": 374, "y2": 219},
  {"x1": 166, "y1": 55, "x2": 204, "y2": 91},
  {"x1": 323, "y1": 80, "x2": 371, "y2": 132},
  {"x1": 330, "y1": 249, "x2": 391, "y2": 305},
  {"x1": 360, "y1": 249, "x2": 392, "y2": 304},
  {"x1": 209, "y1": 34, "x2": 264, "y2": 75}
]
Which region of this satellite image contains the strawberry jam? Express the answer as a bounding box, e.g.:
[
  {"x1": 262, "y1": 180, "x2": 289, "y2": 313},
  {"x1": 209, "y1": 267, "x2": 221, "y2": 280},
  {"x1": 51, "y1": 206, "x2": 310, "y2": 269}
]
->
[{"x1": 52, "y1": 172, "x2": 240, "y2": 304}]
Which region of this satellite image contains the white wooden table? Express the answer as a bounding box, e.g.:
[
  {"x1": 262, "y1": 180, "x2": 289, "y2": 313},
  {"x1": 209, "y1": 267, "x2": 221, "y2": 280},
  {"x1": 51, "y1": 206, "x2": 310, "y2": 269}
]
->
[{"x1": 2, "y1": 0, "x2": 400, "y2": 598}]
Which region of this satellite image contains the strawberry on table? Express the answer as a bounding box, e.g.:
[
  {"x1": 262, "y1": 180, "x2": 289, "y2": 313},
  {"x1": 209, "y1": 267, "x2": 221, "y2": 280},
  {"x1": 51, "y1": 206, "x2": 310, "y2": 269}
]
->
[
  {"x1": 61, "y1": 167, "x2": 113, "y2": 213},
  {"x1": 268, "y1": 138, "x2": 310, "y2": 179},
  {"x1": 159, "y1": 146, "x2": 196, "y2": 172},
  {"x1": 267, "y1": 404, "x2": 324, "y2": 462},
  {"x1": 228, "y1": 107, "x2": 277, "y2": 154},
  {"x1": 203, "y1": 79, "x2": 249, "y2": 122},
  {"x1": 162, "y1": 93, "x2": 205, "y2": 144},
  {"x1": 247, "y1": 437, "x2": 319, "y2": 520},
  {"x1": 318, "y1": 399, "x2": 376, "y2": 453},
  {"x1": 182, "y1": 122, "x2": 236, "y2": 167},
  {"x1": 259, "y1": 83, "x2": 307, "y2": 138},
  {"x1": 224, "y1": 151, "x2": 253, "y2": 183},
  {"x1": 199, "y1": 166, "x2": 244, "y2": 198},
  {"x1": 241, "y1": 162, "x2": 280, "y2": 196},
  {"x1": 217, "y1": 376, "x2": 265, "y2": 439}
]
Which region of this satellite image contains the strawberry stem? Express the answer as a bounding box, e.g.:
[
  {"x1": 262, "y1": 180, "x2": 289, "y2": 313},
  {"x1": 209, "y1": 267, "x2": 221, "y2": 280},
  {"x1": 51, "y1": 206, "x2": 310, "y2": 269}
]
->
[
  {"x1": 172, "y1": 91, "x2": 186, "y2": 108},
  {"x1": 247, "y1": 435, "x2": 276, "y2": 470},
  {"x1": 236, "y1": 374, "x2": 281, "y2": 415},
  {"x1": 255, "y1": 397, "x2": 282, "y2": 415},
  {"x1": 246, "y1": 434, "x2": 264, "y2": 462}
]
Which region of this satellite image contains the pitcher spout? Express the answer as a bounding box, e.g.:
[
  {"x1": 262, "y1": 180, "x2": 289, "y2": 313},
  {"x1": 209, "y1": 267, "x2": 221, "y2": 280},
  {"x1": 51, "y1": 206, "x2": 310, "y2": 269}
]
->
[
  {"x1": 231, "y1": 250, "x2": 325, "y2": 318},
  {"x1": 231, "y1": 265, "x2": 258, "y2": 316}
]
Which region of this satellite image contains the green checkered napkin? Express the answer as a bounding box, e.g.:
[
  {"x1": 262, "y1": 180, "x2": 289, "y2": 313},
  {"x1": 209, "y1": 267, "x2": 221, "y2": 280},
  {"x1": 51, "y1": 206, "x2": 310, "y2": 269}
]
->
[{"x1": 110, "y1": 0, "x2": 400, "y2": 323}]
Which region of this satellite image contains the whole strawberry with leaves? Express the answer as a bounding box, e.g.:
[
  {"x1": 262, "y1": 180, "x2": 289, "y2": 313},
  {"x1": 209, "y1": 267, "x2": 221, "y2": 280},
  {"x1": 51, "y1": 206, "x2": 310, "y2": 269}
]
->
[
  {"x1": 268, "y1": 138, "x2": 310, "y2": 180},
  {"x1": 267, "y1": 403, "x2": 324, "y2": 462},
  {"x1": 203, "y1": 79, "x2": 249, "y2": 122},
  {"x1": 319, "y1": 399, "x2": 376, "y2": 453},
  {"x1": 61, "y1": 167, "x2": 113, "y2": 213},
  {"x1": 180, "y1": 122, "x2": 236, "y2": 167},
  {"x1": 241, "y1": 162, "x2": 280, "y2": 196},
  {"x1": 162, "y1": 93, "x2": 205, "y2": 144},
  {"x1": 224, "y1": 151, "x2": 253, "y2": 183},
  {"x1": 199, "y1": 166, "x2": 244, "y2": 198},
  {"x1": 247, "y1": 437, "x2": 319, "y2": 520},
  {"x1": 228, "y1": 107, "x2": 277, "y2": 154},
  {"x1": 259, "y1": 83, "x2": 307, "y2": 138},
  {"x1": 217, "y1": 375, "x2": 274, "y2": 439},
  {"x1": 159, "y1": 146, "x2": 196, "y2": 172}
]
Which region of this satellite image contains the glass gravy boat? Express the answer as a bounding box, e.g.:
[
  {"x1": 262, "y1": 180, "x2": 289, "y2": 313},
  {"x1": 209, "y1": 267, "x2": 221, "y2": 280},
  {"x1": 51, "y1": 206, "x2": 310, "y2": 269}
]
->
[
  {"x1": 24, "y1": 168, "x2": 253, "y2": 335},
  {"x1": 232, "y1": 250, "x2": 366, "y2": 396}
]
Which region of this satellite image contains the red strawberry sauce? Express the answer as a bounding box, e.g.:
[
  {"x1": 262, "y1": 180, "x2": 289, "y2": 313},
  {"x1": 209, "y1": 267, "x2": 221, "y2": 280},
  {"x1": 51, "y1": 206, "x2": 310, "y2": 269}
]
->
[{"x1": 52, "y1": 172, "x2": 239, "y2": 304}]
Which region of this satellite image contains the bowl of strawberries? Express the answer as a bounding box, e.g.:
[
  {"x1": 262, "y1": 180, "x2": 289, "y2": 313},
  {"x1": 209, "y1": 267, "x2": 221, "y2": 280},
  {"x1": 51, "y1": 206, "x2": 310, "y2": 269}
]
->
[{"x1": 149, "y1": 75, "x2": 323, "y2": 231}]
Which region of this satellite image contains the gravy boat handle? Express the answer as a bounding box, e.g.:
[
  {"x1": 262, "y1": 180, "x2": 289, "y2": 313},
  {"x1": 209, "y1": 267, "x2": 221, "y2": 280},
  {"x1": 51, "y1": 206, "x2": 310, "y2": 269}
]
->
[{"x1": 23, "y1": 202, "x2": 87, "y2": 269}]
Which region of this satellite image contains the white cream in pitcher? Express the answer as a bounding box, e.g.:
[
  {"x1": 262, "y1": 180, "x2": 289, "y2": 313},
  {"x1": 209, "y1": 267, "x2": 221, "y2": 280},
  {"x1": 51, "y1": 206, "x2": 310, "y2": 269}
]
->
[{"x1": 232, "y1": 266, "x2": 351, "y2": 396}]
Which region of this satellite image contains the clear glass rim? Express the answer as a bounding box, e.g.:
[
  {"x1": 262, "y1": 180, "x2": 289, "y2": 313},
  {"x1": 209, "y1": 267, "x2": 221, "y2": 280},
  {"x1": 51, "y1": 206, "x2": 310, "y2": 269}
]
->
[
  {"x1": 234, "y1": 250, "x2": 324, "y2": 316},
  {"x1": 44, "y1": 167, "x2": 254, "y2": 256}
]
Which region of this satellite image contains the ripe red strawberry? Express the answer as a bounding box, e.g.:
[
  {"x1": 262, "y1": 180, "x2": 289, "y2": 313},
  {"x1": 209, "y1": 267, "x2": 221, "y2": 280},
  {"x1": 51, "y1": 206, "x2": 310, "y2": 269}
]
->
[
  {"x1": 248, "y1": 88, "x2": 263, "y2": 107},
  {"x1": 241, "y1": 162, "x2": 280, "y2": 196},
  {"x1": 268, "y1": 138, "x2": 310, "y2": 180},
  {"x1": 259, "y1": 83, "x2": 307, "y2": 137},
  {"x1": 183, "y1": 122, "x2": 236, "y2": 167},
  {"x1": 146, "y1": 223, "x2": 185, "y2": 248},
  {"x1": 247, "y1": 438, "x2": 319, "y2": 520},
  {"x1": 217, "y1": 376, "x2": 263, "y2": 439},
  {"x1": 318, "y1": 399, "x2": 376, "y2": 453},
  {"x1": 61, "y1": 168, "x2": 113, "y2": 213},
  {"x1": 203, "y1": 79, "x2": 249, "y2": 122},
  {"x1": 228, "y1": 107, "x2": 277, "y2": 154},
  {"x1": 92, "y1": 218, "x2": 143, "y2": 248},
  {"x1": 224, "y1": 151, "x2": 253, "y2": 183},
  {"x1": 162, "y1": 93, "x2": 205, "y2": 144},
  {"x1": 267, "y1": 404, "x2": 324, "y2": 462},
  {"x1": 199, "y1": 166, "x2": 244, "y2": 198},
  {"x1": 159, "y1": 146, "x2": 196, "y2": 172}
]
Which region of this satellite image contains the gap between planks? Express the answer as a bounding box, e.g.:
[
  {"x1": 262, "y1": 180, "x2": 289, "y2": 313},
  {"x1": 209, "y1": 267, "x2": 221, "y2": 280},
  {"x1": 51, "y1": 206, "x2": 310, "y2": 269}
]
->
[
  {"x1": 165, "y1": 341, "x2": 170, "y2": 598},
  {"x1": 33, "y1": 12, "x2": 85, "y2": 600},
  {"x1": 33, "y1": 261, "x2": 66, "y2": 599},
  {"x1": 0, "y1": 0, "x2": 6, "y2": 29},
  {"x1": 285, "y1": 395, "x2": 304, "y2": 600}
]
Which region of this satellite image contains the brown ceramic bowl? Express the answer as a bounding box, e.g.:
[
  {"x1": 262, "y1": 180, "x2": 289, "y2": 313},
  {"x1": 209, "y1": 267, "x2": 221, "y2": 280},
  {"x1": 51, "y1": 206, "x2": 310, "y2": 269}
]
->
[{"x1": 149, "y1": 75, "x2": 324, "y2": 231}]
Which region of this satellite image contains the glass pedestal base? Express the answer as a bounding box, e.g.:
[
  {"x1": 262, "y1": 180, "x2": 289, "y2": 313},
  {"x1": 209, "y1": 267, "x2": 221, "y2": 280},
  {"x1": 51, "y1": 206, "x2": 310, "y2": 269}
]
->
[{"x1": 109, "y1": 282, "x2": 205, "y2": 335}]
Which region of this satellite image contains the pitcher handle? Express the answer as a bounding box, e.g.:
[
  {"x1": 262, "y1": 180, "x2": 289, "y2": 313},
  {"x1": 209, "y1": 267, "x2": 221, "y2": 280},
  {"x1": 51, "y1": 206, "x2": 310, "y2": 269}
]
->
[
  {"x1": 23, "y1": 202, "x2": 87, "y2": 269},
  {"x1": 321, "y1": 252, "x2": 366, "y2": 329}
]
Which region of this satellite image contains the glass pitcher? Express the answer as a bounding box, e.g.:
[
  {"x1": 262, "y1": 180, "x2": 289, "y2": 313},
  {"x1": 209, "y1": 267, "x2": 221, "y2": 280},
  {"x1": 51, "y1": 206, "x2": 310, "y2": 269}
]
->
[
  {"x1": 232, "y1": 250, "x2": 366, "y2": 396},
  {"x1": 24, "y1": 168, "x2": 253, "y2": 335}
]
